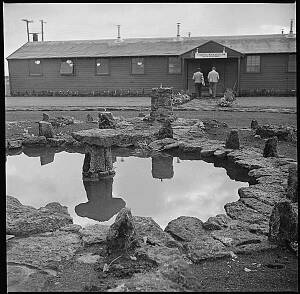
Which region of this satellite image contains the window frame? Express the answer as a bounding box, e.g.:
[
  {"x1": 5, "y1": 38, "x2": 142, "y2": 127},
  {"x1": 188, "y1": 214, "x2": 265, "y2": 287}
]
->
[
  {"x1": 95, "y1": 57, "x2": 111, "y2": 75},
  {"x1": 60, "y1": 58, "x2": 75, "y2": 76},
  {"x1": 245, "y1": 55, "x2": 261, "y2": 73},
  {"x1": 28, "y1": 59, "x2": 43, "y2": 76},
  {"x1": 131, "y1": 57, "x2": 145, "y2": 75},
  {"x1": 287, "y1": 54, "x2": 296, "y2": 73},
  {"x1": 168, "y1": 56, "x2": 182, "y2": 75}
]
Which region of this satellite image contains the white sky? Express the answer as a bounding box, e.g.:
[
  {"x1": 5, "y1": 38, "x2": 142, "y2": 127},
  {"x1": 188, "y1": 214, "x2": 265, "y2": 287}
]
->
[{"x1": 3, "y1": 2, "x2": 296, "y2": 75}]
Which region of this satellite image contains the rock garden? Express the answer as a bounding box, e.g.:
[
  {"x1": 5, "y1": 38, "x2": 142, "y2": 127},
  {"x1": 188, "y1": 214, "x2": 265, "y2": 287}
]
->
[{"x1": 5, "y1": 88, "x2": 298, "y2": 292}]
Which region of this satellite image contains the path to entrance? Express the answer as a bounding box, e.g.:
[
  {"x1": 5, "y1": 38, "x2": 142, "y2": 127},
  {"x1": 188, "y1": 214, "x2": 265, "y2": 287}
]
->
[
  {"x1": 5, "y1": 96, "x2": 151, "y2": 108},
  {"x1": 5, "y1": 96, "x2": 296, "y2": 109}
]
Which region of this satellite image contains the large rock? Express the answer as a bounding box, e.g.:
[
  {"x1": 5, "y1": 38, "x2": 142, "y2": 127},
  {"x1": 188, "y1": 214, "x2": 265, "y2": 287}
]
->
[
  {"x1": 22, "y1": 136, "x2": 47, "y2": 147},
  {"x1": 72, "y1": 127, "x2": 160, "y2": 148},
  {"x1": 203, "y1": 214, "x2": 232, "y2": 230},
  {"x1": 133, "y1": 216, "x2": 180, "y2": 248},
  {"x1": 42, "y1": 113, "x2": 49, "y2": 121},
  {"x1": 38, "y1": 121, "x2": 54, "y2": 138},
  {"x1": 250, "y1": 120, "x2": 259, "y2": 129},
  {"x1": 184, "y1": 236, "x2": 230, "y2": 262},
  {"x1": 148, "y1": 138, "x2": 177, "y2": 151},
  {"x1": 50, "y1": 116, "x2": 74, "y2": 127},
  {"x1": 78, "y1": 224, "x2": 110, "y2": 245},
  {"x1": 98, "y1": 112, "x2": 116, "y2": 129},
  {"x1": 224, "y1": 200, "x2": 269, "y2": 226},
  {"x1": 157, "y1": 120, "x2": 173, "y2": 139},
  {"x1": 7, "y1": 230, "x2": 82, "y2": 270},
  {"x1": 164, "y1": 216, "x2": 206, "y2": 242},
  {"x1": 106, "y1": 208, "x2": 138, "y2": 253},
  {"x1": 211, "y1": 228, "x2": 266, "y2": 247},
  {"x1": 269, "y1": 200, "x2": 298, "y2": 245},
  {"x1": 286, "y1": 163, "x2": 298, "y2": 202},
  {"x1": 256, "y1": 124, "x2": 297, "y2": 142},
  {"x1": 225, "y1": 129, "x2": 240, "y2": 149},
  {"x1": 263, "y1": 136, "x2": 278, "y2": 158},
  {"x1": 6, "y1": 196, "x2": 73, "y2": 236},
  {"x1": 7, "y1": 139, "x2": 22, "y2": 149}
]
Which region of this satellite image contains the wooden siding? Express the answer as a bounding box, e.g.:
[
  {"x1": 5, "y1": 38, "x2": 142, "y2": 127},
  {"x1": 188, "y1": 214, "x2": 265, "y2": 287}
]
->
[
  {"x1": 8, "y1": 56, "x2": 185, "y2": 94},
  {"x1": 239, "y1": 53, "x2": 296, "y2": 91}
]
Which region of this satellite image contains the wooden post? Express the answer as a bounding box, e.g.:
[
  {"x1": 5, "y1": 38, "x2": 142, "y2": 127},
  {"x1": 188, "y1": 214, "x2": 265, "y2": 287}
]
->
[{"x1": 237, "y1": 57, "x2": 241, "y2": 96}]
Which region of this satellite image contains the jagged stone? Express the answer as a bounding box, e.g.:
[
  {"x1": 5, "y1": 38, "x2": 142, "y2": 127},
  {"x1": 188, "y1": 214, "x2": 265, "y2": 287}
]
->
[
  {"x1": 251, "y1": 120, "x2": 259, "y2": 129},
  {"x1": 39, "y1": 121, "x2": 54, "y2": 138},
  {"x1": 263, "y1": 136, "x2": 278, "y2": 158},
  {"x1": 157, "y1": 120, "x2": 173, "y2": 139},
  {"x1": 47, "y1": 137, "x2": 66, "y2": 147},
  {"x1": 203, "y1": 214, "x2": 232, "y2": 230},
  {"x1": 6, "y1": 196, "x2": 73, "y2": 236},
  {"x1": 72, "y1": 127, "x2": 160, "y2": 148},
  {"x1": 224, "y1": 200, "x2": 268, "y2": 226},
  {"x1": 164, "y1": 216, "x2": 206, "y2": 242},
  {"x1": 184, "y1": 236, "x2": 230, "y2": 262},
  {"x1": 211, "y1": 228, "x2": 266, "y2": 247},
  {"x1": 286, "y1": 163, "x2": 298, "y2": 202},
  {"x1": 269, "y1": 200, "x2": 298, "y2": 245},
  {"x1": 7, "y1": 230, "x2": 82, "y2": 270},
  {"x1": 42, "y1": 113, "x2": 49, "y2": 121},
  {"x1": 106, "y1": 208, "x2": 138, "y2": 253},
  {"x1": 86, "y1": 114, "x2": 94, "y2": 122},
  {"x1": 7, "y1": 139, "x2": 22, "y2": 149},
  {"x1": 49, "y1": 116, "x2": 74, "y2": 127},
  {"x1": 98, "y1": 112, "x2": 116, "y2": 129},
  {"x1": 256, "y1": 124, "x2": 297, "y2": 142},
  {"x1": 133, "y1": 216, "x2": 180, "y2": 248},
  {"x1": 225, "y1": 129, "x2": 240, "y2": 149},
  {"x1": 22, "y1": 136, "x2": 47, "y2": 147},
  {"x1": 79, "y1": 224, "x2": 110, "y2": 245}
]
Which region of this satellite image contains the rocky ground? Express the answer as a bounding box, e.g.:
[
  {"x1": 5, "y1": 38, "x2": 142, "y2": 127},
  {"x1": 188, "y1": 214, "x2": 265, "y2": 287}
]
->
[{"x1": 6, "y1": 104, "x2": 298, "y2": 292}]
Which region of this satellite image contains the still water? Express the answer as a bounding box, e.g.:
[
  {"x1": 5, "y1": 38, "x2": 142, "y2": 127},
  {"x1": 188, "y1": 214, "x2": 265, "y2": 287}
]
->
[{"x1": 6, "y1": 150, "x2": 248, "y2": 229}]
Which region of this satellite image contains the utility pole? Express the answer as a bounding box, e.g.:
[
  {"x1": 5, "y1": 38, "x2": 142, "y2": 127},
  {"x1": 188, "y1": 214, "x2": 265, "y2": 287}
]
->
[
  {"x1": 21, "y1": 19, "x2": 33, "y2": 42},
  {"x1": 40, "y1": 20, "x2": 46, "y2": 41}
]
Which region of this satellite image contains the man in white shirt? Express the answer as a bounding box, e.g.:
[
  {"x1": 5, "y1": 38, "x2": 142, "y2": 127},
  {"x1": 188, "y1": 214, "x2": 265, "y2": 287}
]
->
[
  {"x1": 208, "y1": 67, "x2": 219, "y2": 98},
  {"x1": 192, "y1": 68, "x2": 205, "y2": 99}
]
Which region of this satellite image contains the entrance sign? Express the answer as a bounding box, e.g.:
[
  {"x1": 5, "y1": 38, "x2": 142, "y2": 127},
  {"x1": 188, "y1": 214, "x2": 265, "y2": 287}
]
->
[{"x1": 194, "y1": 47, "x2": 227, "y2": 59}]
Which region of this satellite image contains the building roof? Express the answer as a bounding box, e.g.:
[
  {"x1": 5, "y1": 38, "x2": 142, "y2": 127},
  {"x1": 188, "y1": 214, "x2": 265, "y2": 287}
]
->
[{"x1": 6, "y1": 34, "x2": 296, "y2": 60}]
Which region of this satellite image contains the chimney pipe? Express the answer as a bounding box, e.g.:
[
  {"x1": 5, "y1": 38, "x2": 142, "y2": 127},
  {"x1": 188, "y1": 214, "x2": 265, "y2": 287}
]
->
[
  {"x1": 289, "y1": 19, "x2": 293, "y2": 34},
  {"x1": 177, "y1": 23, "x2": 180, "y2": 38},
  {"x1": 32, "y1": 33, "x2": 38, "y2": 42},
  {"x1": 117, "y1": 25, "x2": 121, "y2": 40}
]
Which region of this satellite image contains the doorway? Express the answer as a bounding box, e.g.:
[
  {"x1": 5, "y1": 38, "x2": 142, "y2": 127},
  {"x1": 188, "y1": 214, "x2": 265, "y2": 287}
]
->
[{"x1": 186, "y1": 58, "x2": 237, "y2": 96}]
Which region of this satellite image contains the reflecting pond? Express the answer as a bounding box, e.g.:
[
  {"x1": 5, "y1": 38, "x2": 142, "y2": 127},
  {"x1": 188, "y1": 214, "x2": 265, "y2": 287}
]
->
[{"x1": 6, "y1": 149, "x2": 249, "y2": 229}]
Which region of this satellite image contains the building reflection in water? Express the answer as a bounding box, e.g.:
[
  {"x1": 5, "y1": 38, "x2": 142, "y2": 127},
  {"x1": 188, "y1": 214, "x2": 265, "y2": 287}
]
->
[
  {"x1": 151, "y1": 154, "x2": 174, "y2": 180},
  {"x1": 75, "y1": 175, "x2": 126, "y2": 222}
]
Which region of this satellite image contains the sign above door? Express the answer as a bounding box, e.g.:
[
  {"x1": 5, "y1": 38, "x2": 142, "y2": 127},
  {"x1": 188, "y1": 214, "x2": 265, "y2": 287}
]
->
[{"x1": 194, "y1": 47, "x2": 227, "y2": 59}]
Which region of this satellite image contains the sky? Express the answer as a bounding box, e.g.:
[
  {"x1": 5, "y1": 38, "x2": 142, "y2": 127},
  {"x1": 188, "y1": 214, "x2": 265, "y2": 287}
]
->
[{"x1": 3, "y1": 2, "x2": 296, "y2": 75}]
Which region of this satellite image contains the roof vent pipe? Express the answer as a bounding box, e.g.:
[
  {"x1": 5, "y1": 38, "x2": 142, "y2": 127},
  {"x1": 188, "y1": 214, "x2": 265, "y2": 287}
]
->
[
  {"x1": 281, "y1": 29, "x2": 284, "y2": 35},
  {"x1": 117, "y1": 25, "x2": 121, "y2": 40},
  {"x1": 289, "y1": 19, "x2": 293, "y2": 34},
  {"x1": 177, "y1": 23, "x2": 180, "y2": 38},
  {"x1": 188, "y1": 32, "x2": 191, "y2": 38}
]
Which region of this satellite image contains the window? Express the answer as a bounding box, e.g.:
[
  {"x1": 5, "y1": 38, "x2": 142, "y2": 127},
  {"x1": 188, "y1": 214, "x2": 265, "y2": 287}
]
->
[
  {"x1": 246, "y1": 55, "x2": 260, "y2": 73},
  {"x1": 168, "y1": 57, "x2": 181, "y2": 74},
  {"x1": 29, "y1": 59, "x2": 42, "y2": 76},
  {"x1": 95, "y1": 58, "x2": 110, "y2": 75},
  {"x1": 288, "y1": 54, "x2": 296, "y2": 72},
  {"x1": 131, "y1": 58, "x2": 144, "y2": 74},
  {"x1": 60, "y1": 59, "x2": 74, "y2": 75}
]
